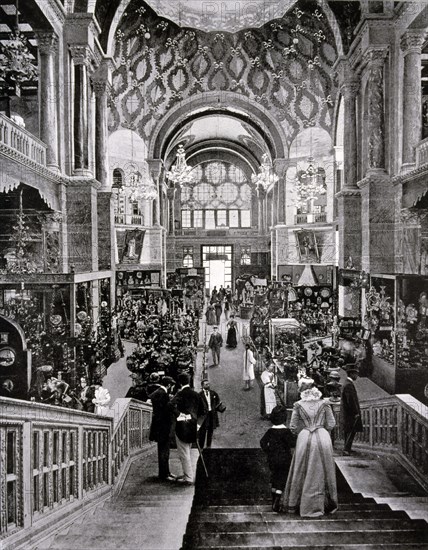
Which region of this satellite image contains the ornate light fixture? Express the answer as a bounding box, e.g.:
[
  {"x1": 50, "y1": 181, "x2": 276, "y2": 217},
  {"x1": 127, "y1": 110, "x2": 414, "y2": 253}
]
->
[
  {"x1": 251, "y1": 153, "x2": 279, "y2": 189},
  {"x1": 0, "y1": 0, "x2": 38, "y2": 96},
  {"x1": 125, "y1": 170, "x2": 157, "y2": 201},
  {"x1": 166, "y1": 144, "x2": 194, "y2": 187},
  {"x1": 295, "y1": 157, "x2": 326, "y2": 207}
]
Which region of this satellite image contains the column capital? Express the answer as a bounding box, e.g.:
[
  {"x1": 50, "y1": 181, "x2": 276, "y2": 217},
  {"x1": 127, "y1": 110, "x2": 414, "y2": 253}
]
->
[
  {"x1": 69, "y1": 44, "x2": 96, "y2": 68},
  {"x1": 36, "y1": 31, "x2": 59, "y2": 54},
  {"x1": 363, "y1": 47, "x2": 389, "y2": 70},
  {"x1": 257, "y1": 183, "x2": 267, "y2": 199},
  {"x1": 340, "y1": 80, "x2": 360, "y2": 99},
  {"x1": 92, "y1": 79, "x2": 111, "y2": 98},
  {"x1": 400, "y1": 30, "x2": 426, "y2": 56},
  {"x1": 146, "y1": 158, "x2": 163, "y2": 179},
  {"x1": 273, "y1": 158, "x2": 289, "y2": 178},
  {"x1": 166, "y1": 186, "x2": 176, "y2": 200}
]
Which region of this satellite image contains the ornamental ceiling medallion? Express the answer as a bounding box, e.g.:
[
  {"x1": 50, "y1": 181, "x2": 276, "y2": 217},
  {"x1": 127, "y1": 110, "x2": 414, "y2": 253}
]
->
[{"x1": 109, "y1": 0, "x2": 338, "y2": 149}]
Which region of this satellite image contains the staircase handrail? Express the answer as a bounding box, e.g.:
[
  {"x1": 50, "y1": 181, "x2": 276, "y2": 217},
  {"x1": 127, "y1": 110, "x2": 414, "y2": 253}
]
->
[
  {"x1": 0, "y1": 396, "x2": 153, "y2": 548},
  {"x1": 332, "y1": 393, "x2": 428, "y2": 491}
]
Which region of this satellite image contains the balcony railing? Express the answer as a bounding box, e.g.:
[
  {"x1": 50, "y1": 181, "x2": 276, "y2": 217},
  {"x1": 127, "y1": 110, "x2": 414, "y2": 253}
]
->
[
  {"x1": 114, "y1": 214, "x2": 144, "y2": 225},
  {"x1": 0, "y1": 397, "x2": 152, "y2": 548},
  {"x1": 0, "y1": 113, "x2": 47, "y2": 166},
  {"x1": 295, "y1": 212, "x2": 327, "y2": 224},
  {"x1": 332, "y1": 394, "x2": 428, "y2": 491},
  {"x1": 416, "y1": 137, "x2": 428, "y2": 167}
]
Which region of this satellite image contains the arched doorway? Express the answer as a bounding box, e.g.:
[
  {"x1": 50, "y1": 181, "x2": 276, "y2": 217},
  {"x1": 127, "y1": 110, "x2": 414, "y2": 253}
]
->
[{"x1": 0, "y1": 316, "x2": 30, "y2": 399}]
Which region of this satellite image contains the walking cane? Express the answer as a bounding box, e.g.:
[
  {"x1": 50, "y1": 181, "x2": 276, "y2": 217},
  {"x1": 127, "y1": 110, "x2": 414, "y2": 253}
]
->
[{"x1": 195, "y1": 437, "x2": 209, "y2": 478}]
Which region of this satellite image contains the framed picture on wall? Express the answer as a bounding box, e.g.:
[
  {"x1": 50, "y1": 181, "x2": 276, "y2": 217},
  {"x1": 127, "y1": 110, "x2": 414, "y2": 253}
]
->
[{"x1": 295, "y1": 230, "x2": 319, "y2": 263}]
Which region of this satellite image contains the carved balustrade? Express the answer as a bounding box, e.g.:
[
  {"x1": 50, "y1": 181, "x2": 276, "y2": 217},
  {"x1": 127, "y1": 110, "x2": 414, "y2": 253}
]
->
[
  {"x1": 0, "y1": 114, "x2": 47, "y2": 166},
  {"x1": 332, "y1": 394, "x2": 428, "y2": 489},
  {"x1": 416, "y1": 137, "x2": 428, "y2": 167},
  {"x1": 0, "y1": 397, "x2": 152, "y2": 546}
]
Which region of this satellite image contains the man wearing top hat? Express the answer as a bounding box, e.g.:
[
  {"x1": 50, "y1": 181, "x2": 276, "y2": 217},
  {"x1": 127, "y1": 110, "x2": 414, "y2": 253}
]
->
[
  {"x1": 340, "y1": 363, "x2": 363, "y2": 455},
  {"x1": 149, "y1": 376, "x2": 176, "y2": 481},
  {"x1": 198, "y1": 379, "x2": 221, "y2": 449}
]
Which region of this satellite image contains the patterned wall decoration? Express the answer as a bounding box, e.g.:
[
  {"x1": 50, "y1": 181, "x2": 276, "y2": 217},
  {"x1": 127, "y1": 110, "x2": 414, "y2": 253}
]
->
[
  {"x1": 181, "y1": 161, "x2": 251, "y2": 210},
  {"x1": 109, "y1": 0, "x2": 338, "y2": 151}
]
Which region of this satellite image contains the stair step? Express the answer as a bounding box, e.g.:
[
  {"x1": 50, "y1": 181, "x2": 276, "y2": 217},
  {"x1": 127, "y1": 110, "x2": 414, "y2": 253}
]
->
[
  {"x1": 199, "y1": 544, "x2": 428, "y2": 550},
  {"x1": 185, "y1": 518, "x2": 427, "y2": 534},
  {"x1": 183, "y1": 529, "x2": 428, "y2": 547},
  {"x1": 188, "y1": 510, "x2": 411, "y2": 522},
  {"x1": 198, "y1": 496, "x2": 373, "y2": 506},
  {"x1": 194, "y1": 502, "x2": 393, "y2": 513}
]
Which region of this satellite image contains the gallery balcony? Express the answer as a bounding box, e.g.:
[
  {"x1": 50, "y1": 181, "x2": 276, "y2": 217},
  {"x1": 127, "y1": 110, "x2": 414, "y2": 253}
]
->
[
  {"x1": 114, "y1": 214, "x2": 144, "y2": 226},
  {"x1": 0, "y1": 113, "x2": 47, "y2": 167},
  {"x1": 295, "y1": 212, "x2": 327, "y2": 225}
]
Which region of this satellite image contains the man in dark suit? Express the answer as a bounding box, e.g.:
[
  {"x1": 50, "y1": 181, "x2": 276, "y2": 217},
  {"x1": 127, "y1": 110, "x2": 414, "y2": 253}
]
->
[
  {"x1": 149, "y1": 376, "x2": 176, "y2": 481},
  {"x1": 208, "y1": 326, "x2": 223, "y2": 367},
  {"x1": 170, "y1": 373, "x2": 205, "y2": 484},
  {"x1": 198, "y1": 380, "x2": 221, "y2": 449},
  {"x1": 340, "y1": 363, "x2": 363, "y2": 455}
]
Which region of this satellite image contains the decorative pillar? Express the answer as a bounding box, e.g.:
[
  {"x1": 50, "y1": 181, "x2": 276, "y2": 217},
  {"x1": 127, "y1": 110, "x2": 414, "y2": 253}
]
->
[
  {"x1": 251, "y1": 187, "x2": 258, "y2": 228},
  {"x1": 37, "y1": 32, "x2": 59, "y2": 171},
  {"x1": 274, "y1": 159, "x2": 288, "y2": 225},
  {"x1": 272, "y1": 181, "x2": 278, "y2": 226},
  {"x1": 147, "y1": 159, "x2": 163, "y2": 226},
  {"x1": 366, "y1": 49, "x2": 388, "y2": 171},
  {"x1": 70, "y1": 46, "x2": 93, "y2": 175},
  {"x1": 340, "y1": 79, "x2": 360, "y2": 188},
  {"x1": 400, "y1": 30, "x2": 426, "y2": 167},
  {"x1": 334, "y1": 62, "x2": 362, "y2": 267},
  {"x1": 167, "y1": 186, "x2": 176, "y2": 236},
  {"x1": 257, "y1": 184, "x2": 266, "y2": 234},
  {"x1": 91, "y1": 61, "x2": 112, "y2": 188}
]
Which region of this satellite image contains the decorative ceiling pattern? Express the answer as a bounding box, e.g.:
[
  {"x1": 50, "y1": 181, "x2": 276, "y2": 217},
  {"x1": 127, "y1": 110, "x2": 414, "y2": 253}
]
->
[
  {"x1": 140, "y1": 0, "x2": 298, "y2": 33},
  {"x1": 108, "y1": 0, "x2": 338, "y2": 151}
]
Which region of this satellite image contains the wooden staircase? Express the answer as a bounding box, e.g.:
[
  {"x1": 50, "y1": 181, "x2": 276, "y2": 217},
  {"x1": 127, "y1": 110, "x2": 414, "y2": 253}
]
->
[{"x1": 182, "y1": 449, "x2": 428, "y2": 550}]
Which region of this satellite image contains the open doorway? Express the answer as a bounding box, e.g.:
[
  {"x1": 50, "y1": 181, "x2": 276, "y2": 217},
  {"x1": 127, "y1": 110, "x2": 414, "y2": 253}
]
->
[{"x1": 202, "y1": 245, "x2": 232, "y2": 294}]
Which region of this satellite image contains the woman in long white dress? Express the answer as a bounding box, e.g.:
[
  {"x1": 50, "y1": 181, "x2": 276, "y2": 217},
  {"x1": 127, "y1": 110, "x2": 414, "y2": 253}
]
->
[
  {"x1": 261, "y1": 364, "x2": 277, "y2": 416},
  {"x1": 242, "y1": 344, "x2": 256, "y2": 390},
  {"x1": 281, "y1": 378, "x2": 337, "y2": 517}
]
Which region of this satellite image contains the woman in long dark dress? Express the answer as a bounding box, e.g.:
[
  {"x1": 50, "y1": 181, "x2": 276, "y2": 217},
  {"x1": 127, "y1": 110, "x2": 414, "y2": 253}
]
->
[{"x1": 226, "y1": 316, "x2": 238, "y2": 348}]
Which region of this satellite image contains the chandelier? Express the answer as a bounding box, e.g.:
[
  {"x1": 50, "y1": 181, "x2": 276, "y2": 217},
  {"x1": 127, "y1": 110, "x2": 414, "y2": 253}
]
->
[
  {"x1": 125, "y1": 170, "x2": 158, "y2": 201},
  {"x1": 251, "y1": 153, "x2": 279, "y2": 189},
  {"x1": 295, "y1": 158, "x2": 326, "y2": 207},
  {"x1": 166, "y1": 144, "x2": 194, "y2": 187},
  {"x1": 0, "y1": 1, "x2": 38, "y2": 94}
]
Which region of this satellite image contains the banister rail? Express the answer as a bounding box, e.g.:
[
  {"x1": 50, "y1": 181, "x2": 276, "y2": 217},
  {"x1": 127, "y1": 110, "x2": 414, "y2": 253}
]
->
[
  {"x1": 332, "y1": 394, "x2": 428, "y2": 490},
  {"x1": 0, "y1": 113, "x2": 47, "y2": 166},
  {"x1": 0, "y1": 397, "x2": 152, "y2": 548}
]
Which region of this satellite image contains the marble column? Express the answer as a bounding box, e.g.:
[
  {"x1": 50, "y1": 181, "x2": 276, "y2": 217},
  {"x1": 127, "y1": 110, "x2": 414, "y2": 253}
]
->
[
  {"x1": 274, "y1": 159, "x2": 288, "y2": 225},
  {"x1": 70, "y1": 46, "x2": 91, "y2": 174},
  {"x1": 257, "y1": 184, "x2": 266, "y2": 234},
  {"x1": 251, "y1": 187, "x2": 258, "y2": 228},
  {"x1": 37, "y1": 32, "x2": 59, "y2": 171},
  {"x1": 400, "y1": 30, "x2": 426, "y2": 166},
  {"x1": 366, "y1": 49, "x2": 387, "y2": 171},
  {"x1": 341, "y1": 80, "x2": 359, "y2": 188},
  {"x1": 272, "y1": 181, "x2": 278, "y2": 226},
  {"x1": 92, "y1": 80, "x2": 110, "y2": 188},
  {"x1": 147, "y1": 159, "x2": 163, "y2": 226},
  {"x1": 167, "y1": 186, "x2": 176, "y2": 236}
]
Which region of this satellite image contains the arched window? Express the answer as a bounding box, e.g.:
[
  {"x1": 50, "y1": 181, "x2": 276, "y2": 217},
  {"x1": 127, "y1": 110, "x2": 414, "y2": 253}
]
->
[
  {"x1": 180, "y1": 161, "x2": 252, "y2": 229},
  {"x1": 112, "y1": 168, "x2": 124, "y2": 189}
]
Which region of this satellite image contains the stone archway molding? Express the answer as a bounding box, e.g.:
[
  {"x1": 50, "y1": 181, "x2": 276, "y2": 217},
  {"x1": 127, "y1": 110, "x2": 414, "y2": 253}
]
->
[{"x1": 148, "y1": 91, "x2": 288, "y2": 162}]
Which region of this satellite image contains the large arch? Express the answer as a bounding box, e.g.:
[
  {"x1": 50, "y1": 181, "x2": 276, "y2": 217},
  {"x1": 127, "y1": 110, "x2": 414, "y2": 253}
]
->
[{"x1": 148, "y1": 92, "x2": 288, "y2": 162}]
